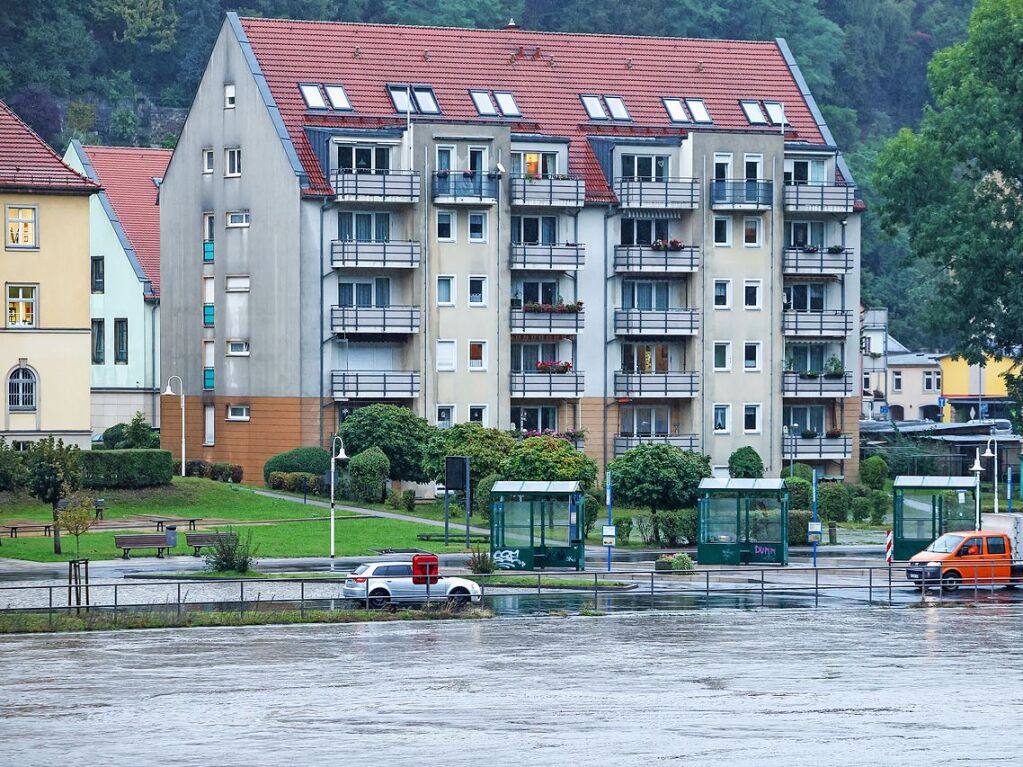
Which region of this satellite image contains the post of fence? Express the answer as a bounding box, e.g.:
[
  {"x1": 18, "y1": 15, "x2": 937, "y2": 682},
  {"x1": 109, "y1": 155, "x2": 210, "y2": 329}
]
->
[
  {"x1": 240, "y1": 580, "x2": 245, "y2": 616},
  {"x1": 760, "y1": 569, "x2": 765, "y2": 607},
  {"x1": 537, "y1": 572, "x2": 541, "y2": 604},
  {"x1": 814, "y1": 568, "x2": 819, "y2": 607},
  {"x1": 114, "y1": 584, "x2": 119, "y2": 626},
  {"x1": 48, "y1": 586, "x2": 53, "y2": 629},
  {"x1": 593, "y1": 571, "x2": 598, "y2": 611},
  {"x1": 888, "y1": 565, "x2": 892, "y2": 605},
  {"x1": 177, "y1": 582, "x2": 181, "y2": 618},
  {"x1": 300, "y1": 580, "x2": 305, "y2": 617},
  {"x1": 868, "y1": 568, "x2": 873, "y2": 606},
  {"x1": 705, "y1": 570, "x2": 710, "y2": 599}
]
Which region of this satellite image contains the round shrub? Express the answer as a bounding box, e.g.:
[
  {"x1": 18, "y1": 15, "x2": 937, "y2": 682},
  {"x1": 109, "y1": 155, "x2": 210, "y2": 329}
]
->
[
  {"x1": 851, "y1": 496, "x2": 871, "y2": 523},
  {"x1": 787, "y1": 509, "x2": 812, "y2": 545},
  {"x1": 268, "y1": 471, "x2": 288, "y2": 490},
  {"x1": 869, "y1": 489, "x2": 889, "y2": 525},
  {"x1": 659, "y1": 509, "x2": 698, "y2": 546},
  {"x1": 671, "y1": 552, "x2": 695, "y2": 572},
  {"x1": 185, "y1": 459, "x2": 211, "y2": 478},
  {"x1": 337, "y1": 404, "x2": 434, "y2": 482},
  {"x1": 817, "y1": 482, "x2": 852, "y2": 523},
  {"x1": 262, "y1": 447, "x2": 330, "y2": 485},
  {"x1": 348, "y1": 447, "x2": 390, "y2": 504},
  {"x1": 789, "y1": 463, "x2": 816, "y2": 482},
  {"x1": 784, "y1": 477, "x2": 812, "y2": 510},
  {"x1": 728, "y1": 446, "x2": 764, "y2": 478},
  {"x1": 474, "y1": 473, "x2": 501, "y2": 519},
  {"x1": 210, "y1": 463, "x2": 233, "y2": 482},
  {"x1": 613, "y1": 515, "x2": 633, "y2": 544},
  {"x1": 499, "y1": 435, "x2": 597, "y2": 490},
  {"x1": 230, "y1": 464, "x2": 244, "y2": 483},
  {"x1": 860, "y1": 455, "x2": 889, "y2": 491}
]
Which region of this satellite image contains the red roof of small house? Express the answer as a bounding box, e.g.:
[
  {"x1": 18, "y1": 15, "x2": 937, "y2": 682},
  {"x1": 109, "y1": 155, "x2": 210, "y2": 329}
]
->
[
  {"x1": 0, "y1": 101, "x2": 98, "y2": 194},
  {"x1": 236, "y1": 17, "x2": 833, "y2": 201},
  {"x1": 80, "y1": 145, "x2": 171, "y2": 297}
]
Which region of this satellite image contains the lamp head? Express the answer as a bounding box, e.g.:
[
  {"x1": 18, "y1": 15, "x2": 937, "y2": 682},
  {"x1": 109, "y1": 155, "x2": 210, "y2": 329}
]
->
[
  {"x1": 970, "y1": 456, "x2": 984, "y2": 473},
  {"x1": 983, "y1": 446, "x2": 995, "y2": 459},
  {"x1": 163, "y1": 382, "x2": 175, "y2": 396}
]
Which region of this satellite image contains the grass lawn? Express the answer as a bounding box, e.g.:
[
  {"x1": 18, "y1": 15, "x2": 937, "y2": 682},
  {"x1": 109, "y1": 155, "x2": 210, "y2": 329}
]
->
[{"x1": 465, "y1": 575, "x2": 630, "y2": 589}]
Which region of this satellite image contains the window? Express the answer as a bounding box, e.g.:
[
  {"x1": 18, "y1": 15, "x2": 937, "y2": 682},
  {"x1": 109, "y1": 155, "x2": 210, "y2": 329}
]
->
[
  {"x1": 785, "y1": 283, "x2": 825, "y2": 312},
  {"x1": 786, "y1": 221, "x2": 824, "y2": 249},
  {"x1": 685, "y1": 98, "x2": 712, "y2": 123},
  {"x1": 619, "y1": 405, "x2": 670, "y2": 437},
  {"x1": 620, "y1": 217, "x2": 668, "y2": 246},
  {"x1": 713, "y1": 280, "x2": 731, "y2": 309},
  {"x1": 581, "y1": 95, "x2": 607, "y2": 120},
  {"x1": 339, "y1": 211, "x2": 391, "y2": 242},
  {"x1": 227, "y1": 340, "x2": 250, "y2": 356},
  {"x1": 789, "y1": 344, "x2": 827, "y2": 373},
  {"x1": 511, "y1": 151, "x2": 558, "y2": 178},
  {"x1": 203, "y1": 276, "x2": 214, "y2": 327},
  {"x1": 436, "y1": 340, "x2": 456, "y2": 371},
  {"x1": 468, "y1": 276, "x2": 487, "y2": 306},
  {"x1": 203, "y1": 340, "x2": 215, "y2": 390},
  {"x1": 412, "y1": 86, "x2": 440, "y2": 114},
  {"x1": 91, "y1": 319, "x2": 105, "y2": 364},
  {"x1": 740, "y1": 100, "x2": 768, "y2": 124},
  {"x1": 784, "y1": 158, "x2": 826, "y2": 185},
  {"x1": 468, "y1": 341, "x2": 487, "y2": 371},
  {"x1": 6, "y1": 285, "x2": 35, "y2": 328},
  {"x1": 511, "y1": 342, "x2": 557, "y2": 373},
  {"x1": 437, "y1": 405, "x2": 454, "y2": 429},
  {"x1": 204, "y1": 404, "x2": 215, "y2": 446},
  {"x1": 224, "y1": 84, "x2": 235, "y2": 108},
  {"x1": 891, "y1": 371, "x2": 903, "y2": 392},
  {"x1": 339, "y1": 277, "x2": 390, "y2": 308},
  {"x1": 987, "y1": 536, "x2": 1007, "y2": 555},
  {"x1": 512, "y1": 405, "x2": 558, "y2": 432},
  {"x1": 713, "y1": 404, "x2": 731, "y2": 434},
  {"x1": 621, "y1": 154, "x2": 668, "y2": 182},
  {"x1": 299, "y1": 83, "x2": 326, "y2": 109},
  {"x1": 663, "y1": 98, "x2": 688, "y2": 123},
  {"x1": 388, "y1": 85, "x2": 440, "y2": 113},
  {"x1": 324, "y1": 85, "x2": 352, "y2": 111},
  {"x1": 714, "y1": 342, "x2": 731, "y2": 372},
  {"x1": 764, "y1": 101, "x2": 787, "y2": 125},
  {"x1": 713, "y1": 217, "x2": 731, "y2": 246},
  {"x1": 225, "y1": 148, "x2": 242, "y2": 177},
  {"x1": 226, "y1": 404, "x2": 251, "y2": 422},
  {"x1": 7, "y1": 367, "x2": 36, "y2": 411},
  {"x1": 744, "y1": 404, "x2": 762, "y2": 433},
  {"x1": 519, "y1": 279, "x2": 559, "y2": 306},
  {"x1": 225, "y1": 275, "x2": 250, "y2": 292},
  {"x1": 744, "y1": 280, "x2": 761, "y2": 309},
  {"x1": 494, "y1": 92, "x2": 520, "y2": 116},
  {"x1": 226, "y1": 211, "x2": 250, "y2": 228},
  {"x1": 863, "y1": 373, "x2": 871, "y2": 392},
  {"x1": 91, "y1": 257, "x2": 105, "y2": 293},
  {"x1": 923, "y1": 370, "x2": 941, "y2": 392},
  {"x1": 114, "y1": 318, "x2": 128, "y2": 364},
  {"x1": 470, "y1": 91, "x2": 498, "y2": 115},
  {"x1": 469, "y1": 405, "x2": 487, "y2": 425},
  {"x1": 622, "y1": 280, "x2": 668, "y2": 311},
  {"x1": 202, "y1": 149, "x2": 214, "y2": 174},
  {"x1": 436, "y1": 275, "x2": 454, "y2": 306},
  {"x1": 337, "y1": 144, "x2": 391, "y2": 174},
  {"x1": 5, "y1": 206, "x2": 37, "y2": 248},
  {"x1": 621, "y1": 343, "x2": 669, "y2": 374},
  {"x1": 605, "y1": 96, "x2": 630, "y2": 120},
  {"x1": 468, "y1": 212, "x2": 487, "y2": 242},
  {"x1": 203, "y1": 212, "x2": 215, "y2": 243},
  {"x1": 744, "y1": 342, "x2": 761, "y2": 371},
  {"x1": 437, "y1": 211, "x2": 454, "y2": 242},
  {"x1": 743, "y1": 216, "x2": 762, "y2": 247},
  {"x1": 511, "y1": 215, "x2": 558, "y2": 244},
  {"x1": 783, "y1": 405, "x2": 825, "y2": 434}
]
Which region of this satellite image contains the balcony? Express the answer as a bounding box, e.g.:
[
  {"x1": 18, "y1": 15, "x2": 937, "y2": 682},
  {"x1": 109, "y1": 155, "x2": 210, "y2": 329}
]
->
[
  {"x1": 614, "y1": 434, "x2": 699, "y2": 456},
  {"x1": 614, "y1": 309, "x2": 699, "y2": 336},
  {"x1": 510, "y1": 176, "x2": 585, "y2": 207},
  {"x1": 510, "y1": 306, "x2": 584, "y2": 334},
  {"x1": 613, "y1": 244, "x2": 700, "y2": 273},
  {"x1": 783, "y1": 183, "x2": 855, "y2": 213},
  {"x1": 614, "y1": 371, "x2": 698, "y2": 398},
  {"x1": 615, "y1": 177, "x2": 700, "y2": 209},
  {"x1": 782, "y1": 434, "x2": 853, "y2": 460},
  {"x1": 781, "y1": 371, "x2": 855, "y2": 398},
  {"x1": 710, "y1": 179, "x2": 773, "y2": 209},
  {"x1": 782, "y1": 247, "x2": 853, "y2": 276},
  {"x1": 782, "y1": 310, "x2": 853, "y2": 337},
  {"x1": 331, "y1": 240, "x2": 421, "y2": 269},
  {"x1": 431, "y1": 172, "x2": 499, "y2": 204},
  {"x1": 331, "y1": 170, "x2": 420, "y2": 204},
  {"x1": 332, "y1": 370, "x2": 420, "y2": 399},
  {"x1": 203, "y1": 240, "x2": 214, "y2": 263},
  {"x1": 510, "y1": 243, "x2": 585, "y2": 271},
  {"x1": 331, "y1": 306, "x2": 420, "y2": 335},
  {"x1": 510, "y1": 372, "x2": 585, "y2": 398}
]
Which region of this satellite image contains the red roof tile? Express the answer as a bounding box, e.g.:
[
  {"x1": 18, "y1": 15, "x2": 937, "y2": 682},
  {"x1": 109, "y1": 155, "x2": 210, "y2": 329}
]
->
[
  {"x1": 82, "y1": 145, "x2": 171, "y2": 297},
  {"x1": 237, "y1": 18, "x2": 829, "y2": 201},
  {"x1": 0, "y1": 101, "x2": 99, "y2": 194}
]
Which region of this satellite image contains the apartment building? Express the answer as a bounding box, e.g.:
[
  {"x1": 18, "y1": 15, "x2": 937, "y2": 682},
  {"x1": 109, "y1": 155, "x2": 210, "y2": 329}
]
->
[
  {"x1": 939, "y1": 354, "x2": 1015, "y2": 423},
  {"x1": 63, "y1": 143, "x2": 169, "y2": 433},
  {"x1": 161, "y1": 15, "x2": 862, "y2": 482},
  {"x1": 1, "y1": 101, "x2": 97, "y2": 449}
]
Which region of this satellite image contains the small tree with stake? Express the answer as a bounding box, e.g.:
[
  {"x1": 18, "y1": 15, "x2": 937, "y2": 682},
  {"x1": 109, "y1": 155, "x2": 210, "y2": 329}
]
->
[
  {"x1": 57, "y1": 497, "x2": 95, "y2": 558},
  {"x1": 25, "y1": 437, "x2": 83, "y2": 555}
]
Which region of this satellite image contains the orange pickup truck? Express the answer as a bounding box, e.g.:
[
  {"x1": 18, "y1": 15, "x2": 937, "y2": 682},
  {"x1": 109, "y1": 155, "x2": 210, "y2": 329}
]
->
[{"x1": 906, "y1": 530, "x2": 1023, "y2": 591}]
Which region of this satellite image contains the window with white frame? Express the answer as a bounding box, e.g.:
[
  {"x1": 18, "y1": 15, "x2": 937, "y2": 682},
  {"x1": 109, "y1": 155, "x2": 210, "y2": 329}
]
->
[
  {"x1": 226, "y1": 404, "x2": 251, "y2": 421},
  {"x1": 924, "y1": 370, "x2": 941, "y2": 392},
  {"x1": 436, "y1": 275, "x2": 454, "y2": 306},
  {"x1": 468, "y1": 276, "x2": 487, "y2": 306},
  {"x1": 605, "y1": 96, "x2": 630, "y2": 121},
  {"x1": 511, "y1": 215, "x2": 558, "y2": 244},
  {"x1": 785, "y1": 158, "x2": 827, "y2": 185},
  {"x1": 620, "y1": 154, "x2": 668, "y2": 182},
  {"x1": 225, "y1": 275, "x2": 250, "y2": 292},
  {"x1": 114, "y1": 318, "x2": 128, "y2": 364},
  {"x1": 787, "y1": 220, "x2": 824, "y2": 249},
  {"x1": 7, "y1": 367, "x2": 36, "y2": 411},
  {"x1": 494, "y1": 92, "x2": 520, "y2": 116},
  {"x1": 744, "y1": 280, "x2": 762, "y2": 309},
  {"x1": 6, "y1": 285, "x2": 36, "y2": 328},
  {"x1": 740, "y1": 100, "x2": 768, "y2": 125},
  {"x1": 685, "y1": 98, "x2": 712, "y2": 123},
  {"x1": 437, "y1": 405, "x2": 455, "y2": 429},
  {"x1": 203, "y1": 212, "x2": 215, "y2": 243},
  {"x1": 225, "y1": 148, "x2": 242, "y2": 177},
  {"x1": 713, "y1": 404, "x2": 731, "y2": 433},
  {"x1": 580, "y1": 95, "x2": 607, "y2": 120},
  {"x1": 339, "y1": 211, "x2": 390, "y2": 242},
  {"x1": 470, "y1": 91, "x2": 498, "y2": 116},
  {"x1": 469, "y1": 405, "x2": 487, "y2": 425},
  {"x1": 511, "y1": 342, "x2": 557, "y2": 373},
  {"x1": 512, "y1": 405, "x2": 558, "y2": 432},
  {"x1": 227, "y1": 339, "x2": 250, "y2": 356},
  {"x1": 324, "y1": 85, "x2": 352, "y2": 111},
  {"x1": 202, "y1": 149, "x2": 214, "y2": 174},
  {"x1": 519, "y1": 279, "x2": 558, "y2": 306},
  {"x1": 743, "y1": 404, "x2": 762, "y2": 433},
  {"x1": 339, "y1": 277, "x2": 390, "y2": 308},
  {"x1": 468, "y1": 212, "x2": 487, "y2": 242},
  {"x1": 713, "y1": 342, "x2": 731, "y2": 372},
  {"x1": 621, "y1": 217, "x2": 668, "y2": 246},
  {"x1": 892, "y1": 371, "x2": 903, "y2": 392},
  {"x1": 662, "y1": 98, "x2": 688, "y2": 123},
  {"x1": 92, "y1": 256, "x2": 105, "y2": 293},
  {"x1": 744, "y1": 342, "x2": 761, "y2": 371},
  {"x1": 437, "y1": 211, "x2": 454, "y2": 242},
  {"x1": 743, "y1": 216, "x2": 762, "y2": 247},
  {"x1": 5, "y1": 206, "x2": 37, "y2": 248},
  {"x1": 91, "y1": 319, "x2": 104, "y2": 364},
  {"x1": 468, "y1": 341, "x2": 487, "y2": 371},
  {"x1": 785, "y1": 283, "x2": 825, "y2": 312},
  {"x1": 713, "y1": 216, "x2": 731, "y2": 246},
  {"x1": 619, "y1": 405, "x2": 670, "y2": 437},
  {"x1": 713, "y1": 280, "x2": 731, "y2": 309},
  {"x1": 764, "y1": 101, "x2": 787, "y2": 125},
  {"x1": 511, "y1": 151, "x2": 558, "y2": 178},
  {"x1": 337, "y1": 144, "x2": 391, "y2": 173},
  {"x1": 204, "y1": 404, "x2": 215, "y2": 445},
  {"x1": 226, "y1": 211, "x2": 250, "y2": 228},
  {"x1": 224, "y1": 84, "x2": 235, "y2": 108},
  {"x1": 299, "y1": 83, "x2": 326, "y2": 109},
  {"x1": 436, "y1": 340, "x2": 456, "y2": 371}
]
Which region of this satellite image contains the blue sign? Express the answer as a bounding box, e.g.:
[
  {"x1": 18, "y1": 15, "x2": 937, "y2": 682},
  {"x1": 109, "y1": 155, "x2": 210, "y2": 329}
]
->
[
  {"x1": 879, "y1": 405, "x2": 889, "y2": 416},
  {"x1": 938, "y1": 396, "x2": 946, "y2": 408}
]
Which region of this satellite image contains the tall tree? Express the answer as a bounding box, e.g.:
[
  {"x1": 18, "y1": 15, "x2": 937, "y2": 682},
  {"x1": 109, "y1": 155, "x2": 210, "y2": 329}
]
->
[{"x1": 24, "y1": 437, "x2": 83, "y2": 556}]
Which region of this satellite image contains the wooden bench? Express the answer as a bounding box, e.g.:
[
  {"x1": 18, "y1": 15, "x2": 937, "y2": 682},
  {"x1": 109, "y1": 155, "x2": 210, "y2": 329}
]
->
[
  {"x1": 114, "y1": 534, "x2": 171, "y2": 559},
  {"x1": 184, "y1": 532, "x2": 238, "y2": 557},
  {"x1": 3, "y1": 524, "x2": 53, "y2": 538},
  {"x1": 152, "y1": 517, "x2": 203, "y2": 532},
  {"x1": 417, "y1": 532, "x2": 489, "y2": 543}
]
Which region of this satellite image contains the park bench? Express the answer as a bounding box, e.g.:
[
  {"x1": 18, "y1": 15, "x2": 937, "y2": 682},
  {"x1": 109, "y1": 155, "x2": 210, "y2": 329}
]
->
[
  {"x1": 184, "y1": 532, "x2": 238, "y2": 557},
  {"x1": 148, "y1": 517, "x2": 203, "y2": 531},
  {"x1": 2, "y1": 523, "x2": 53, "y2": 538},
  {"x1": 416, "y1": 532, "x2": 489, "y2": 544},
  {"x1": 114, "y1": 534, "x2": 171, "y2": 559}
]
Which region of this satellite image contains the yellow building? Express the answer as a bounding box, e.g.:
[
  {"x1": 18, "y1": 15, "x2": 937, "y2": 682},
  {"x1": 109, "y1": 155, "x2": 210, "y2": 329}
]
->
[
  {"x1": 1, "y1": 102, "x2": 98, "y2": 449},
  {"x1": 939, "y1": 354, "x2": 1014, "y2": 423}
]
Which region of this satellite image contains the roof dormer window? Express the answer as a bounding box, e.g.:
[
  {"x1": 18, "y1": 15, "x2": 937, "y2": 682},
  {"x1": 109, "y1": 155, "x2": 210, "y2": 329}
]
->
[
  {"x1": 470, "y1": 90, "x2": 521, "y2": 118},
  {"x1": 581, "y1": 95, "x2": 607, "y2": 120},
  {"x1": 325, "y1": 85, "x2": 352, "y2": 111},
  {"x1": 471, "y1": 90, "x2": 498, "y2": 115},
  {"x1": 389, "y1": 85, "x2": 414, "y2": 113},
  {"x1": 604, "y1": 96, "x2": 630, "y2": 121},
  {"x1": 685, "y1": 98, "x2": 712, "y2": 123},
  {"x1": 299, "y1": 84, "x2": 327, "y2": 109},
  {"x1": 663, "y1": 98, "x2": 688, "y2": 123},
  {"x1": 740, "y1": 100, "x2": 768, "y2": 125}
]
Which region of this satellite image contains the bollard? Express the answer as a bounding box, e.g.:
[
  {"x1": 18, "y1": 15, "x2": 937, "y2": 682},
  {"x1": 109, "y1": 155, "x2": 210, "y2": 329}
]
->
[{"x1": 828, "y1": 521, "x2": 838, "y2": 545}]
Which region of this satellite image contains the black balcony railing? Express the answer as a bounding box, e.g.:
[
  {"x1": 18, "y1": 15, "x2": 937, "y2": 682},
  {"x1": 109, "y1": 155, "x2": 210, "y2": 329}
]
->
[
  {"x1": 781, "y1": 371, "x2": 854, "y2": 397},
  {"x1": 331, "y1": 169, "x2": 420, "y2": 201},
  {"x1": 510, "y1": 176, "x2": 585, "y2": 206},
  {"x1": 783, "y1": 183, "x2": 855, "y2": 212},
  {"x1": 782, "y1": 310, "x2": 852, "y2": 336},
  {"x1": 331, "y1": 305, "x2": 420, "y2": 334},
  {"x1": 615, "y1": 177, "x2": 700, "y2": 208},
  {"x1": 781, "y1": 434, "x2": 852, "y2": 460},
  {"x1": 614, "y1": 371, "x2": 699, "y2": 398},
  {"x1": 782, "y1": 247, "x2": 853, "y2": 275},
  {"x1": 331, "y1": 370, "x2": 420, "y2": 399},
  {"x1": 510, "y1": 243, "x2": 585, "y2": 270},
  {"x1": 509, "y1": 372, "x2": 584, "y2": 398},
  {"x1": 330, "y1": 240, "x2": 421, "y2": 269},
  {"x1": 614, "y1": 309, "x2": 699, "y2": 336},
  {"x1": 613, "y1": 245, "x2": 700, "y2": 273},
  {"x1": 614, "y1": 434, "x2": 699, "y2": 456},
  {"x1": 431, "y1": 172, "x2": 499, "y2": 202},
  {"x1": 710, "y1": 179, "x2": 773, "y2": 207},
  {"x1": 510, "y1": 308, "x2": 584, "y2": 334}
]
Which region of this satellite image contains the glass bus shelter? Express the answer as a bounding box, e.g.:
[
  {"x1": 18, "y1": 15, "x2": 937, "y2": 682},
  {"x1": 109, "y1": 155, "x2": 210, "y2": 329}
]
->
[
  {"x1": 490, "y1": 481, "x2": 585, "y2": 570},
  {"x1": 697, "y1": 478, "x2": 789, "y2": 566},
  {"x1": 892, "y1": 476, "x2": 977, "y2": 561}
]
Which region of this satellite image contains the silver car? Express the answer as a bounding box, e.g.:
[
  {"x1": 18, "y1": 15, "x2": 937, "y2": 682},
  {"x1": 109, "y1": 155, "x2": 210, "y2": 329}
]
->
[{"x1": 342, "y1": 562, "x2": 482, "y2": 609}]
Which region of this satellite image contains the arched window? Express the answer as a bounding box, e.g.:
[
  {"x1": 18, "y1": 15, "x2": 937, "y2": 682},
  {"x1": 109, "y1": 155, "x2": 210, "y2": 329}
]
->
[{"x1": 8, "y1": 367, "x2": 36, "y2": 411}]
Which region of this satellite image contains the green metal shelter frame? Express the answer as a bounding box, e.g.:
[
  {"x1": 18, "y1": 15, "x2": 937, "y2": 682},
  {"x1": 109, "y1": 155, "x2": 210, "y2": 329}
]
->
[
  {"x1": 892, "y1": 476, "x2": 977, "y2": 561},
  {"x1": 697, "y1": 478, "x2": 789, "y2": 566},
  {"x1": 490, "y1": 481, "x2": 585, "y2": 570}
]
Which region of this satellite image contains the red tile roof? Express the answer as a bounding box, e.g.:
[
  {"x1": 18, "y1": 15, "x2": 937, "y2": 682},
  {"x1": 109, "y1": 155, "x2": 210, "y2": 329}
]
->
[
  {"x1": 82, "y1": 145, "x2": 171, "y2": 297},
  {"x1": 0, "y1": 101, "x2": 98, "y2": 194},
  {"x1": 237, "y1": 18, "x2": 830, "y2": 201}
]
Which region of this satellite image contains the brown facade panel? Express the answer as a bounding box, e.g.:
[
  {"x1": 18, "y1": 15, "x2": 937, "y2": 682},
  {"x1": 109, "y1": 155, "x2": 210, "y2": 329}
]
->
[{"x1": 841, "y1": 396, "x2": 862, "y2": 484}]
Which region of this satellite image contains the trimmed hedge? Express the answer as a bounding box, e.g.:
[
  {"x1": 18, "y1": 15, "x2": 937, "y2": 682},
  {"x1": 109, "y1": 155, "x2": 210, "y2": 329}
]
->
[
  {"x1": 784, "y1": 477, "x2": 812, "y2": 510},
  {"x1": 788, "y1": 509, "x2": 812, "y2": 546},
  {"x1": 81, "y1": 449, "x2": 172, "y2": 489},
  {"x1": 349, "y1": 447, "x2": 390, "y2": 503},
  {"x1": 659, "y1": 508, "x2": 699, "y2": 546},
  {"x1": 262, "y1": 447, "x2": 331, "y2": 484},
  {"x1": 860, "y1": 455, "x2": 890, "y2": 491},
  {"x1": 817, "y1": 482, "x2": 852, "y2": 523},
  {"x1": 268, "y1": 471, "x2": 321, "y2": 493}
]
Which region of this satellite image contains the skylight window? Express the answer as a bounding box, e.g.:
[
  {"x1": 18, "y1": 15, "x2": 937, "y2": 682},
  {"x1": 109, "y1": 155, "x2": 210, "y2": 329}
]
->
[
  {"x1": 471, "y1": 90, "x2": 498, "y2": 116},
  {"x1": 764, "y1": 101, "x2": 787, "y2": 125},
  {"x1": 581, "y1": 95, "x2": 607, "y2": 120},
  {"x1": 324, "y1": 85, "x2": 352, "y2": 111},
  {"x1": 663, "y1": 98, "x2": 688, "y2": 123},
  {"x1": 389, "y1": 85, "x2": 414, "y2": 113},
  {"x1": 686, "y1": 99, "x2": 712, "y2": 123},
  {"x1": 605, "y1": 96, "x2": 630, "y2": 121},
  {"x1": 741, "y1": 100, "x2": 768, "y2": 125},
  {"x1": 299, "y1": 84, "x2": 326, "y2": 109},
  {"x1": 412, "y1": 86, "x2": 440, "y2": 114},
  {"x1": 494, "y1": 92, "x2": 520, "y2": 117}
]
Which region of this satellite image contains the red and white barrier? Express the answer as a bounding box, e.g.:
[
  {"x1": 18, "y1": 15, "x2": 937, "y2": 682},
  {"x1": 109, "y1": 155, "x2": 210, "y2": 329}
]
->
[{"x1": 885, "y1": 529, "x2": 893, "y2": 565}]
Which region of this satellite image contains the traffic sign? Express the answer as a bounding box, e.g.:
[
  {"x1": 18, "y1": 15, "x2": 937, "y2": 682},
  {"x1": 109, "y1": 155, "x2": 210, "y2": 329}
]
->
[
  {"x1": 601, "y1": 524, "x2": 616, "y2": 547},
  {"x1": 807, "y1": 520, "x2": 822, "y2": 544},
  {"x1": 938, "y1": 396, "x2": 946, "y2": 408}
]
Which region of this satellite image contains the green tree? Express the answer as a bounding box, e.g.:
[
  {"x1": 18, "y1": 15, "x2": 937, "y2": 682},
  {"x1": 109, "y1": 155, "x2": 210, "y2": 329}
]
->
[
  {"x1": 0, "y1": 437, "x2": 26, "y2": 492},
  {"x1": 422, "y1": 422, "x2": 517, "y2": 489},
  {"x1": 728, "y1": 446, "x2": 764, "y2": 478},
  {"x1": 25, "y1": 437, "x2": 83, "y2": 555},
  {"x1": 499, "y1": 436, "x2": 597, "y2": 490},
  {"x1": 608, "y1": 444, "x2": 711, "y2": 543},
  {"x1": 348, "y1": 446, "x2": 390, "y2": 503},
  {"x1": 860, "y1": 454, "x2": 890, "y2": 491},
  {"x1": 337, "y1": 404, "x2": 434, "y2": 482},
  {"x1": 57, "y1": 497, "x2": 95, "y2": 557}
]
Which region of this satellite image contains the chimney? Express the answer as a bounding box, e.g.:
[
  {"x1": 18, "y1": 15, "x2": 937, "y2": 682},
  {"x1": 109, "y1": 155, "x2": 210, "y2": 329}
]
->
[{"x1": 505, "y1": 17, "x2": 519, "y2": 29}]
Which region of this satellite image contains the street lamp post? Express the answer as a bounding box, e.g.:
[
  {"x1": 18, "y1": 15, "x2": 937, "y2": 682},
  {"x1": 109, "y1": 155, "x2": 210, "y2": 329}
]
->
[
  {"x1": 970, "y1": 448, "x2": 984, "y2": 529},
  {"x1": 329, "y1": 435, "x2": 348, "y2": 560},
  {"x1": 162, "y1": 376, "x2": 185, "y2": 477},
  {"x1": 983, "y1": 432, "x2": 999, "y2": 514},
  {"x1": 783, "y1": 424, "x2": 800, "y2": 477}
]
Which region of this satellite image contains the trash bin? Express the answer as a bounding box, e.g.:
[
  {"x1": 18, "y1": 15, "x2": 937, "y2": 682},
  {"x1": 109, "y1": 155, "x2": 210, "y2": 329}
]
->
[
  {"x1": 828, "y1": 521, "x2": 838, "y2": 545},
  {"x1": 165, "y1": 525, "x2": 178, "y2": 549}
]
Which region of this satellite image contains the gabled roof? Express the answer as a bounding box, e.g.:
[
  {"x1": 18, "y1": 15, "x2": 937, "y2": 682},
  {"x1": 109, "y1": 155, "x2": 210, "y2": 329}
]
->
[
  {"x1": 0, "y1": 101, "x2": 98, "y2": 194},
  {"x1": 233, "y1": 16, "x2": 834, "y2": 202},
  {"x1": 77, "y1": 144, "x2": 171, "y2": 298}
]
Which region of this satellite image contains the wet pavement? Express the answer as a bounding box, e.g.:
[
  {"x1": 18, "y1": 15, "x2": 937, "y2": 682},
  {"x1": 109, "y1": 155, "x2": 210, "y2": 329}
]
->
[{"x1": 1, "y1": 607, "x2": 1022, "y2": 765}]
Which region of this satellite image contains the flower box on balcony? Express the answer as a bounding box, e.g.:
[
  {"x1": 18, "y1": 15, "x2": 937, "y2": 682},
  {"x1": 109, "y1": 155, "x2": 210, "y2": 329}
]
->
[
  {"x1": 801, "y1": 429, "x2": 818, "y2": 439},
  {"x1": 798, "y1": 371, "x2": 821, "y2": 380},
  {"x1": 826, "y1": 245, "x2": 845, "y2": 254},
  {"x1": 826, "y1": 429, "x2": 843, "y2": 439},
  {"x1": 800, "y1": 245, "x2": 820, "y2": 254},
  {"x1": 522, "y1": 301, "x2": 583, "y2": 314},
  {"x1": 667, "y1": 239, "x2": 685, "y2": 251},
  {"x1": 536, "y1": 361, "x2": 573, "y2": 374},
  {"x1": 650, "y1": 239, "x2": 668, "y2": 251}
]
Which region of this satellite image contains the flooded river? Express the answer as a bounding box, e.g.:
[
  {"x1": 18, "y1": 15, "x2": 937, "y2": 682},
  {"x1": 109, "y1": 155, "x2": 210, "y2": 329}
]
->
[{"x1": 1, "y1": 607, "x2": 1021, "y2": 766}]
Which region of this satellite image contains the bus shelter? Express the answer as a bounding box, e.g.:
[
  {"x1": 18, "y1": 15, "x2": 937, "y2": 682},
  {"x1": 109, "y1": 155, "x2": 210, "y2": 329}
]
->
[
  {"x1": 697, "y1": 478, "x2": 789, "y2": 566},
  {"x1": 489, "y1": 481, "x2": 585, "y2": 570},
  {"x1": 892, "y1": 476, "x2": 977, "y2": 561}
]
